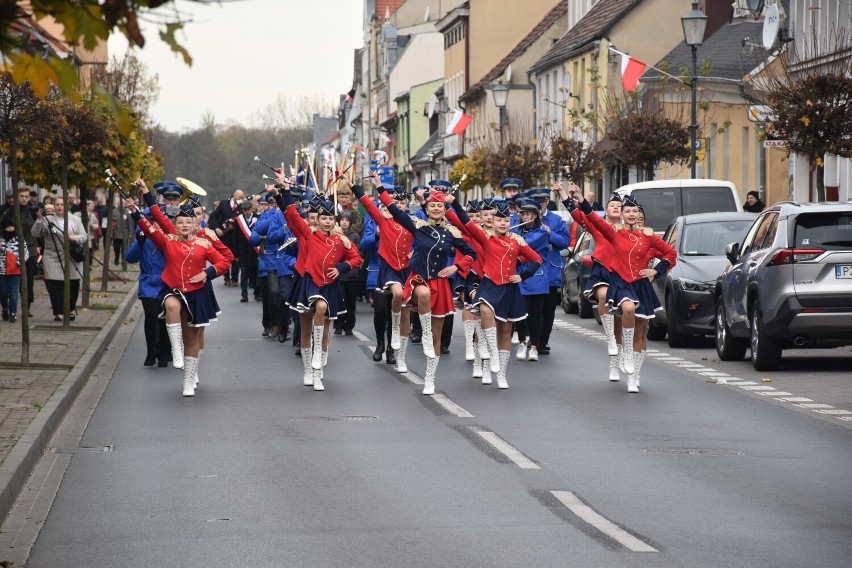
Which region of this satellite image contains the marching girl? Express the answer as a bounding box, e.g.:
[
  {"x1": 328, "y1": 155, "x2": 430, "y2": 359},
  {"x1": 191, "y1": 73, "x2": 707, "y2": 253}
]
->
[
  {"x1": 269, "y1": 180, "x2": 362, "y2": 391},
  {"x1": 566, "y1": 188, "x2": 676, "y2": 393},
  {"x1": 125, "y1": 196, "x2": 230, "y2": 397},
  {"x1": 457, "y1": 200, "x2": 492, "y2": 383},
  {"x1": 373, "y1": 175, "x2": 477, "y2": 395},
  {"x1": 511, "y1": 197, "x2": 552, "y2": 363},
  {"x1": 350, "y1": 177, "x2": 414, "y2": 373},
  {"x1": 446, "y1": 198, "x2": 542, "y2": 389},
  {"x1": 556, "y1": 183, "x2": 625, "y2": 381}
]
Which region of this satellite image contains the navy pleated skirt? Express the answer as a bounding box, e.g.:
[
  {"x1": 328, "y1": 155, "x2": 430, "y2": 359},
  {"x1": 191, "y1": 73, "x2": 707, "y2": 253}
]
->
[
  {"x1": 377, "y1": 260, "x2": 410, "y2": 291},
  {"x1": 473, "y1": 276, "x2": 528, "y2": 322},
  {"x1": 605, "y1": 272, "x2": 661, "y2": 319},
  {"x1": 583, "y1": 261, "x2": 612, "y2": 300},
  {"x1": 158, "y1": 284, "x2": 221, "y2": 327},
  {"x1": 290, "y1": 271, "x2": 346, "y2": 319}
]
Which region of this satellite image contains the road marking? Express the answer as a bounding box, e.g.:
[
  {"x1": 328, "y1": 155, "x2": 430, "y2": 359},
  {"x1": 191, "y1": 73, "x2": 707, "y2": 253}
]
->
[
  {"x1": 352, "y1": 330, "x2": 370, "y2": 342},
  {"x1": 758, "y1": 391, "x2": 794, "y2": 396},
  {"x1": 780, "y1": 397, "x2": 813, "y2": 403},
  {"x1": 701, "y1": 371, "x2": 730, "y2": 377},
  {"x1": 728, "y1": 381, "x2": 757, "y2": 385},
  {"x1": 814, "y1": 409, "x2": 852, "y2": 415},
  {"x1": 740, "y1": 385, "x2": 776, "y2": 391},
  {"x1": 797, "y1": 403, "x2": 834, "y2": 409},
  {"x1": 403, "y1": 371, "x2": 423, "y2": 385},
  {"x1": 550, "y1": 491, "x2": 658, "y2": 553},
  {"x1": 838, "y1": 417, "x2": 852, "y2": 422},
  {"x1": 474, "y1": 430, "x2": 540, "y2": 469},
  {"x1": 432, "y1": 394, "x2": 473, "y2": 418}
]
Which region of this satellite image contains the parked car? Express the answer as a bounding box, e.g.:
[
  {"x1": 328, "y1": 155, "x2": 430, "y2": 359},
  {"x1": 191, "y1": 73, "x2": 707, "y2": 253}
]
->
[
  {"x1": 714, "y1": 202, "x2": 852, "y2": 371},
  {"x1": 614, "y1": 179, "x2": 742, "y2": 234},
  {"x1": 561, "y1": 211, "x2": 605, "y2": 320},
  {"x1": 648, "y1": 212, "x2": 757, "y2": 346}
]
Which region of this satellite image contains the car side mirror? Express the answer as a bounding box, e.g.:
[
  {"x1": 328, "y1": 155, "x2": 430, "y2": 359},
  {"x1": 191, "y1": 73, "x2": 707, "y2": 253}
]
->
[{"x1": 725, "y1": 242, "x2": 740, "y2": 264}]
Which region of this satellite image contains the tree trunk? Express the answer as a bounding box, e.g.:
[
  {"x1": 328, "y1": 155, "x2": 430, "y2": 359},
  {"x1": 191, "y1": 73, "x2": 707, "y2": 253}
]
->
[
  {"x1": 62, "y1": 169, "x2": 71, "y2": 327},
  {"x1": 80, "y1": 179, "x2": 90, "y2": 308},
  {"x1": 10, "y1": 137, "x2": 30, "y2": 366},
  {"x1": 815, "y1": 159, "x2": 826, "y2": 202},
  {"x1": 101, "y1": 188, "x2": 113, "y2": 292}
]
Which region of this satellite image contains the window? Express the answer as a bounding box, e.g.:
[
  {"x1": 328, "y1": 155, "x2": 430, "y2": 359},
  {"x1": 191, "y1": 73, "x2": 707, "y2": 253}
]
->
[
  {"x1": 680, "y1": 220, "x2": 755, "y2": 256},
  {"x1": 631, "y1": 189, "x2": 679, "y2": 231},
  {"x1": 748, "y1": 213, "x2": 778, "y2": 253},
  {"x1": 794, "y1": 213, "x2": 852, "y2": 250},
  {"x1": 682, "y1": 187, "x2": 738, "y2": 215}
]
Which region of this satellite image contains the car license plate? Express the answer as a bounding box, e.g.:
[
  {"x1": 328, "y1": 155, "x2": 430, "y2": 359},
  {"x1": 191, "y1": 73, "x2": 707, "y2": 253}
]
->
[{"x1": 836, "y1": 265, "x2": 852, "y2": 278}]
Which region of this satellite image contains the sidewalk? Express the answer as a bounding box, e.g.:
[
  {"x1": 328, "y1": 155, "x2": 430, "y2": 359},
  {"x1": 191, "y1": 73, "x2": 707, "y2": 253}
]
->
[{"x1": 0, "y1": 254, "x2": 139, "y2": 522}]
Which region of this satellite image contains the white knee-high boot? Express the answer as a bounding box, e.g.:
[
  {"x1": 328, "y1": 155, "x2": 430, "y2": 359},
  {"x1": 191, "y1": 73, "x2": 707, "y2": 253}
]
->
[
  {"x1": 166, "y1": 323, "x2": 184, "y2": 369},
  {"x1": 621, "y1": 327, "x2": 635, "y2": 375},
  {"x1": 313, "y1": 366, "x2": 324, "y2": 391},
  {"x1": 609, "y1": 350, "x2": 620, "y2": 382},
  {"x1": 475, "y1": 320, "x2": 489, "y2": 359},
  {"x1": 391, "y1": 310, "x2": 402, "y2": 350},
  {"x1": 635, "y1": 350, "x2": 646, "y2": 389},
  {"x1": 419, "y1": 312, "x2": 435, "y2": 358},
  {"x1": 182, "y1": 356, "x2": 197, "y2": 397},
  {"x1": 627, "y1": 350, "x2": 643, "y2": 393},
  {"x1": 301, "y1": 348, "x2": 313, "y2": 385},
  {"x1": 395, "y1": 336, "x2": 409, "y2": 373},
  {"x1": 601, "y1": 313, "x2": 618, "y2": 356},
  {"x1": 194, "y1": 352, "x2": 200, "y2": 388},
  {"x1": 496, "y1": 350, "x2": 510, "y2": 389},
  {"x1": 472, "y1": 346, "x2": 483, "y2": 378},
  {"x1": 463, "y1": 319, "x2": 476, "y2": 360},
  {"x1": 482, "y1": 326, "x2": 500, "y2": 374},
  {"x1": 422, "y1": 356, "x2": 438, "y2": 395},
  {"x1": 311, "y1": 326, "x2": 324, "y2": 370}
]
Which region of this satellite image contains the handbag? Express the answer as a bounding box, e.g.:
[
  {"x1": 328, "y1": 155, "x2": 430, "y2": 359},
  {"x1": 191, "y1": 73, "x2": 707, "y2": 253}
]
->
[
  {"x1": 69, "y1": 241, "x2": 86, "y2": 262},
  {"x1": 5, "y1": 251, "x2": 21, "y2": 275}
]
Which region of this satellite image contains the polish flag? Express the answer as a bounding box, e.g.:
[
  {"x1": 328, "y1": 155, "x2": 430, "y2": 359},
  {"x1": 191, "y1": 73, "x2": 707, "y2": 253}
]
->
[
  {"x1": 620, "y1": 53, "x2": 647, "y2": 92},
  {"x1": 446, "y1": 109, "x2": 473, "y2": 136}
]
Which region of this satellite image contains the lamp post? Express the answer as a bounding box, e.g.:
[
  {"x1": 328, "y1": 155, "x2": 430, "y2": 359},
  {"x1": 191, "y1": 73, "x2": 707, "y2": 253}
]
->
[
  {"x1": 681, "y1": 0, "x2": 708, "y2": 179},
  {"x1": 489, "y1": 80, "x2": 509, "y2": 146}
]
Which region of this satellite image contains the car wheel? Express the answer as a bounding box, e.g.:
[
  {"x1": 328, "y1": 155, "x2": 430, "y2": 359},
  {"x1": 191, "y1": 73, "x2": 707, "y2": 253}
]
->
[
  {"x1": 646, "y1": 318, "x2": 667, "y2": 341},
  {"x1": 750, "y1": 299, "x2": 782, "y2": 371},
  {"x1": 578, "y1": 294, "x2": 594, "y2": 319},
  {"x1": 561, "y1": 283, "x2": 576, "y2": 314},
  {"x1": 715, "y1": 298, "x2": 747, "y2": 361},
  {"x1": 666, "y1": 293, "x2": 690, "y2": 348}
]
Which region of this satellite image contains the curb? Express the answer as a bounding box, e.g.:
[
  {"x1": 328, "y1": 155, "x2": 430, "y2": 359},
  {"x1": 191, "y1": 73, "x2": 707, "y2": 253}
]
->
[{"x1": 0, "y1": 283, "x2": 139, "y2": 525}]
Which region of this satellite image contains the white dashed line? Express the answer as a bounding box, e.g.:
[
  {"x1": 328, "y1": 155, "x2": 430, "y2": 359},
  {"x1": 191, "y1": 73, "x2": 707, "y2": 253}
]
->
[
  {"x1": 432, "y1": 394, "x2": 473, "y2": 418},
  {"x1": 352, "y1": 330, "x2": 370, "y2": 342},
  {"x1": 403, "y1": 371, "x2": 423, "y2": 385},
  {"x1": 758, "y1": 391, "x2": 794, "y2": 397},
  {"x1": 474, "y1": 430, "x2": 540, "y2": 469},
  {"x1": 814, "y1": 409, "x2": 852, "y2": 415},
  {"x1": 797, "y1": 403, "x2": 834, "y2": 409},
  {"x1": 780, "y1": 397, "x2": 814, "y2": 403},
  {"x1": 740, "y1": 386, "x2": 776, "y2": 391},
  {"x1": 550, "y1": 491, "x2": 658, "y2": 553}
]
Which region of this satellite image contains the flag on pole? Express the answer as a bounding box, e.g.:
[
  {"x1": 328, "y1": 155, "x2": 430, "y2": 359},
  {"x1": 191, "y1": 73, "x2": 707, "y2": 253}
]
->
[
  {"x1": 620, "y1": 53, "x2": 647, "y2": 92},
  {"x1": 446, "y1": 108, "x2": 473, "y2": 136}
]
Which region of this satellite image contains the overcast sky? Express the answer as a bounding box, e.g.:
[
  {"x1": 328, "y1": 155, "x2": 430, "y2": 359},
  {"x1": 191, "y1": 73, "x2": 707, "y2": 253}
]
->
[{"x1": 108, "y1": 0, "x2": 364, "y2": 131}]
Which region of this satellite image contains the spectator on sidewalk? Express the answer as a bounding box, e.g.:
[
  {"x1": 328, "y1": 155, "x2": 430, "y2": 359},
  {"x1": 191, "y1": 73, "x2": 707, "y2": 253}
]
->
[
  {"x1": 1, "y1": 187, "x2": 38, "y2": 316},
  {"x1": 31, "y1": 197, "x2": 88, "y2": 321},
  {"x1": 0, "y1": 217, "x2": 28, "y2": 323}
]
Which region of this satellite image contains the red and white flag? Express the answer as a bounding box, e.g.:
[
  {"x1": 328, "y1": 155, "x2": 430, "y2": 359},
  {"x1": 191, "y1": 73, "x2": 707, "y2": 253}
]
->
[
  {"x1": 620, "y1": 53, "x2": 647, "y2": 92},
  {"x1": 446, "y1": 108, "x2": 473, "y2": 136}
]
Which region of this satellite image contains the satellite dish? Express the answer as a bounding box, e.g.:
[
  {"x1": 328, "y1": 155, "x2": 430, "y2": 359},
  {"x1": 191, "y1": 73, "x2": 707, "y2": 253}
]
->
[
  {"x1": 746, "y1": 0, "x2": 765, "y2": 14},
  {"x1": 762, "y1": 3, "x2": 780, "y2": 49},
  {"x1": 423, "y1": 6, "x2": 430, "y2": 22},
  {"x1": 427, "y1": 95, "x2": 437, "y2": 118},
  {"x1": 505, "y1": 65, "x2": 512, "y2": 82}
]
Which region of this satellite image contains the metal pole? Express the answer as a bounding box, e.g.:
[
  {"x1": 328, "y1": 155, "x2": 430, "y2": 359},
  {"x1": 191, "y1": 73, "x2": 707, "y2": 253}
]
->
[
  {"x1": 690, "y1": 44, "x2": 698, "y2": 179},
  {"x1": 499, "y1": 107, "x2": 505, "y2": 147}
]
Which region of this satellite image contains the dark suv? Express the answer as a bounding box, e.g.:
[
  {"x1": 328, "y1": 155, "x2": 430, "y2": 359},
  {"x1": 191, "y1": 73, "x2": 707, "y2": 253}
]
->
[{"x1": 714, "y1": 202, "x2": 852, "y2": 371}]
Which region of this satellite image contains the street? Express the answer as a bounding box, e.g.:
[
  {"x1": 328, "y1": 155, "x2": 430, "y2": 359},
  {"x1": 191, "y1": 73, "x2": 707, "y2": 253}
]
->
[{"x1": 18, "y1": 282, "x2": 852, "y2": 567}]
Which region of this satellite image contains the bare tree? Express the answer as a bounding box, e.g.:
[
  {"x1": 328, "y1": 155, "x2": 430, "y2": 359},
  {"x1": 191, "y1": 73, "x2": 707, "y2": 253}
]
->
[
  {"x1": 91, "y1": 52, "x2": 160, "y2": 126},
  {"x1": 250, "y1": 94, "x2": 337, "y2": 130}
]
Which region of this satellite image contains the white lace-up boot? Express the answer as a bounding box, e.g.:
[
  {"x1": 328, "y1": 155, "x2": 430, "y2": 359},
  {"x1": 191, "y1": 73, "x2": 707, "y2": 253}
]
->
[
  {"x1": 463, "y1": 319, "x2": 476, "y2": 361},
  {"x1": 609, "y1": 353, "x2": 620, "y2": 381},
  {"x1": 301, "y1": 348, "x2": 313, "y2": 385},
  {"x1": 601, "y1": 313, "x2": 618, "y2": 356},
  {"x1": 395, "y1": 337, "x2": 409, "y2": 373},
  {"x1": 475, "y1": 321, "x2": 490, "y2": 359},
  {"x1": 482, "y1": 326, "x2": 500, "y2": 373},
  {"x1": 527, "y1": 345, "x2": 538, "y2": 361},
  {"x1": 511, "y1": 331, "x2": 519, "y2": 345},
  {"x1": 422, "y1": 356, "x2": 438, "y2": 395},
  {"x1": 481, "y1": 364, "x2": 493, "y2": 385},
  {"x1": 391, "y1": 310, "x2": 402, "y2": 350},
  {"x1": 420, "y1": 312, "x2": 435, "y2": 358},
  {"x1": 313, "y1": 366, "x2": 324, "y2": 391},
  {"x1": 621, "y1": 328, "x2": 635, "y2": 375},
  {"x1": 194, "y1": 352, "x2": 200, "y2": 389},
  {"x1": 166, "y1": 323, "x2": 184, "y2": 369},
  {"x1": 472, "y1": 347, "x2": 483, "y2": 378},
  {"x1": 311, "y1": 326, "x2": 324, "y2": 370},
  {"x1": 515, "y1": 342, "x2": 527, "y2": 360},
  {"x1": 627, "y1": 352, "x2": 641, "y2": 393},
  {"x1": 634, "y1": 350, "x2": 646, "y2": 389},
  {"x1": 496, "y1": 350, "x2": 511, "y2": 389},
  {"x1": 617, "y1": 344, "x2": 626, "y2": 374},
  {"x1": 322, "y1": 350, "x2": 328, "y2": 367},
  {"x1": 182, "y1": 356, "x2": 197, "y2": 397}
]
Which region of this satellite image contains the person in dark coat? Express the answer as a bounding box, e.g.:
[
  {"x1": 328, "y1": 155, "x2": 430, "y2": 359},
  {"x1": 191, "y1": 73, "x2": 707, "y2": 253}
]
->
[
  {"x1": 207, "y1": 188, "x2": 245, "y2": 286},
  {"x1": 743, "y1": 191, "x2": 766, "y2": 213},
  {"x1": 233, "y1": 200, "x2": 260, "y2": 302}
]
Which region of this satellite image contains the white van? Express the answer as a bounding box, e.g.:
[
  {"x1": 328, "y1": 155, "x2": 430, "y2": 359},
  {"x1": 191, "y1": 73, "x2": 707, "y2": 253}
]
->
[{"x1": 613, "y1": 179, "x2": 742, "y2": 233}]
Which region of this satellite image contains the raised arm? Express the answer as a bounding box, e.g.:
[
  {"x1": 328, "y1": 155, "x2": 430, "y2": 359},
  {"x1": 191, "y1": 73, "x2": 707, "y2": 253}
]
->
[
  {"x1": 139, "y1": 183, "x2": 176, "y2": 235},
  {"x1": 446, "y1": 201, "x2": 487, "y2": 247}
]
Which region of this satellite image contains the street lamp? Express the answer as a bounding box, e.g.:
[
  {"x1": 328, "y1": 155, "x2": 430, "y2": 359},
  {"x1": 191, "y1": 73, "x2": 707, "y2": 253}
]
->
[
  {"x1": 489, "y1": 80, "x2": 509, "y2": 146},
  {"x1": 681, "y1": 0, "x2": 708, "y2": 179}
]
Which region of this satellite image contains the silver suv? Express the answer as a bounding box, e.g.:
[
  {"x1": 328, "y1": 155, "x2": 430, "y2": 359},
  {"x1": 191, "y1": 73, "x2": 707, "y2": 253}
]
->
[{"x1": 714, "y1": 202, "x2": 852, "y2": 371}]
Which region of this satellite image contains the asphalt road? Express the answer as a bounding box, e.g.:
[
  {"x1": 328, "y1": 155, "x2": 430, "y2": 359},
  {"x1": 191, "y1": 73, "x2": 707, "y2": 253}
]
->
[{"x1": 24, "y1": 282, "x2": 852, "y2": 567}]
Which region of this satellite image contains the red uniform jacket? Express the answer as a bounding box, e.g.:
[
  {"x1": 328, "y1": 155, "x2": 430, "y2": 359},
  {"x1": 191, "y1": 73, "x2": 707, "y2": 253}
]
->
[
  {"x1": 137, "y1": 216, "x2": 230, "y2": 292},
  {"x1": 358, "y1": 194, "x2": 413, "y2": 271},
  {"x1": 149, "y1": 204, "x2": 235, "y2": 266},
  {"x1": 447, "y1": 210, "x2": 542, "y2": 285},
  {"x1": 583, "y1": 205, "x2": 676, "y2": 283},
  {"x1": 284, "y1": 204, "x2": 363, "y2": 286},
  {"x1": 569, "y1": 208, "x2": 616, "y2": 271}
]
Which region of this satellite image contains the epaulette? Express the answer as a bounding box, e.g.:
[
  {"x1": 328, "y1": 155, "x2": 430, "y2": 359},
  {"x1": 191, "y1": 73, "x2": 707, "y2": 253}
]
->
[
  {"x1": 194, "y1": 237, "x2": 211, "y2": 249},
  {"x1": 412, "y1": 218, "x2": 429, "y2": 229},
  {"x1": 642, "y1": 227, "x2": 655, "y2": 236},
  {"x1": 508, "y1": 232, "x2": 527, "y2": 247},
  {"x1": 483, "y1": 227, "x2": 497, "y2": 238},
  {"x1": 338, "y1": 233, "x2": 352, "y2": 249},
  {"x1": 613, "y1": 224, "x2": 626, "y2": 232},
  {"x1": 446, "y1": 224, "x2": 462, "y2": 239},
  {"x1": 202, "y1": 228, "x2": 219, "y2": 241},
  {"x1": 166, "y1": 234, "x2": 179, "y2": 241}
]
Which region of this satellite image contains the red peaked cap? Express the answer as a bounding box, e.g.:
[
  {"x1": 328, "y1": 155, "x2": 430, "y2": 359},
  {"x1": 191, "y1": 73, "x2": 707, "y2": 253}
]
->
[{"x1": 426, "y1": 190, "x2": 445, "y2": 204}]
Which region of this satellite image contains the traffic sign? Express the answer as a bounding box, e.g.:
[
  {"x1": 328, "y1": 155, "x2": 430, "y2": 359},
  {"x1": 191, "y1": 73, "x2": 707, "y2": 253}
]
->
[
  {"x1": 695, "y1": 137, "x2": 707, "y2": 162},
  {"x1": 748, "y1": 105, "x2": 777, "y2": 123}
]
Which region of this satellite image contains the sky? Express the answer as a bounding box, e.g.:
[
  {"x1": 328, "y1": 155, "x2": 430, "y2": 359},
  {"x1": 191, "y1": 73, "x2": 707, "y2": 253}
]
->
[{"x1": 108, "y1": 0, "x2": 364, "y2": 131}]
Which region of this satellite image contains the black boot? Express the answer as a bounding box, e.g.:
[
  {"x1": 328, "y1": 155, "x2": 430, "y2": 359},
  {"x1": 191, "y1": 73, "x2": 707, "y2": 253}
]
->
[
  {"x1": 144, "y1": 348, "x2": 156, "y2": 367},
  {"x1": 385, "y1": 345, "x2": 396, "y2": 365},
  {"x1": 372, "y1": 340, "x2": 385, "y2": 362}
]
